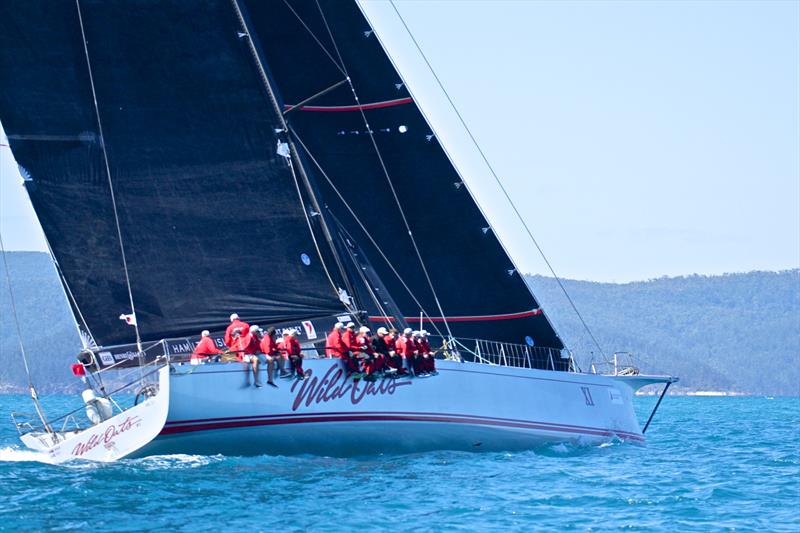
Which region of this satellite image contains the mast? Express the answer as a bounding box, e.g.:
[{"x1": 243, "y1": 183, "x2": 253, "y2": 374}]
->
[{"x1": 230, "y1": 0, "x2": 358, "y2": 310}]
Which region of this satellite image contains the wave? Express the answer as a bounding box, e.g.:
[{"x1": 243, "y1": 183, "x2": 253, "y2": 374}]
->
[{"x1": 0, "y1": 446, "x2": 55, "y2": 464}]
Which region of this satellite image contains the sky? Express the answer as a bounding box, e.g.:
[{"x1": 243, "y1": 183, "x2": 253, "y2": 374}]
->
[{"x1": 1, "y1": 0, "x2": 798, "y2": 282}]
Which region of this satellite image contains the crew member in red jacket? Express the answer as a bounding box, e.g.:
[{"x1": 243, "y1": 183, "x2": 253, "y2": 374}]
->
[
  {"x1": 384, "y1": 328, "x2": 404, "y2": 373},
  {"x1": 191, "y1": 330, "x2": 223, "y2": 365},
  {"x1": 419, "y1": 330, "x2": 436, "y2": 375},
  {"x1": 395, "y1": 328, "x2": 418, "y2": 375},
  {"x1": 325, "y1": 322, "x2": 347, "y2": 359},
  {"x1": 340, "y1": 322, "x2": 359, "y2": 374},
  {"x1": 259, "y1": 326, "x2": 283, "y2": 383},
  {"x1": 236, "y1": 326, "x2": 265, "y2": 387},
  {"x1": 284, "y1": 329, "x2": 305, "y2": 379},
  {"x1": 355, "y1": 326, "x2": 378, "y2": 380},
  {"x1": 224, "y1": 313, "x2": 250, "y2": 348}
]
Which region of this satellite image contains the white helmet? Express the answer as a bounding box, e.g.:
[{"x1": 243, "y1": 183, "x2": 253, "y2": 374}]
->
[
  {"x1": 420, "y1": 330, "x2": 429, "y2": 337},
  {"x1": 201, "y1": 330, "x2": 210, "y2": 337},
  {"x1": 230, "y1": 313, "x2": 239, "y2": 321},
  {"x1": 346, "y1": 322, "x2": 355, "y2": 329},
  {"x1": 334, "y1": 322, "x2": 344, "y2": 330},
  {"x1": 412, "y1": 330, "x2": 421, "y2": 337},
  {"x1": 376, "y1": 327, "x2": 388, "y2": 335},
  {"x1": 250, "y1": 325, "x2": 260, "y2": 334},
  {"x1": 403, "y1": 328, "x2": 413, "y2": 335},
  {"x1": 359, "y1": 326, "x2": 370, "y2": 334}
]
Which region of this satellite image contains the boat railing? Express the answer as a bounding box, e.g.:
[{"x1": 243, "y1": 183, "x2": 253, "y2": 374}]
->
[
  {"x1": 589, "y1": 351, "x2": 641, "y2": 376},
  {"x1": 11, "y1": 355, "x2": 168, "y2": 438},
  {"x1": 438, "y1": 336, "x2": 573, "y2": 372}
]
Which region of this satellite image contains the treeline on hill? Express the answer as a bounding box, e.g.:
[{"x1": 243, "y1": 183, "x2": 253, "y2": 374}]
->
[
  {"x1": 526, "y1": 270, "x2": 800, "y2": 396},
  {"x1": 0, "y1": 252, "x2": 798, "y2": 395}
]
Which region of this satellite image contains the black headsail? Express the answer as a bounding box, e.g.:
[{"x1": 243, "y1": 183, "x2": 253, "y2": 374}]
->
[
  {"x1": 0, "y1": 0, "x2": 347, "y2": 345},
  {"x1": 238, "y1": 0, "x2": 564, "y2": 351}
]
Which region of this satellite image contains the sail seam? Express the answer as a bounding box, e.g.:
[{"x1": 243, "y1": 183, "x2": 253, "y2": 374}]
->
[{"x1": 314, "y1": 0, "x2": 454, "y2": 340}]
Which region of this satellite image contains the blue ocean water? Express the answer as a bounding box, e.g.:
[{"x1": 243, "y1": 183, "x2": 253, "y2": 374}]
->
[{"x1": 0, "y1": 395, "x2": 797, "y2": 532}]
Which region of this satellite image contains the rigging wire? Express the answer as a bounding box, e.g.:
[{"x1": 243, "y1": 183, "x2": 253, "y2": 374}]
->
[
  {"x1": 286, "y1": 152, "x2": 356, "y2": 315},
  {"x1": 0, "y1": 230, "x2": 53, "y2": 434},
  {"x1": 289, "y1": 127, "x2": 445, "y2": 339},
  {"x1": 280, "y1": 0, "x2": 347, "y2": 77},
  {"x1": 75, "y1": 0, "x2": 144, "y2": 361},
  {"x1": 387, "y1": 1, "x2": 607, "y2": 360},
  {"x1": 326, "y1": 209, "x2": 398, "y2": 328},
  {"x1": 314, "y1": 0, "x2": 454, "y2": 340},
  {"x1": 230, "y1": 0, "x2": 357, "y2": 309}
]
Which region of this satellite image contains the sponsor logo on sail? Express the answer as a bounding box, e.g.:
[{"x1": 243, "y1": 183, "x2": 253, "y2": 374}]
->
[{"x1": 301, "y1": 320, "x2": 317, "y2": 340}]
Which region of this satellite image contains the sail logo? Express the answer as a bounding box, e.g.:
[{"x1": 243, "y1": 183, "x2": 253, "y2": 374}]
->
[
  {"x1": 301, "y1": 320, "x2": 317, "y2": 340},
  {"x1": 290, "y1": 364, "x2": 411, "y2": 411},
  {"x1": 71, "y1": 416, "x2": 142, "y2": 456}
]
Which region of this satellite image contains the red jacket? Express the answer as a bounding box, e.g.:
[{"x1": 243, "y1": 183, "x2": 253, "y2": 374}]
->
[
  {"x1": 395, "y1": 336, "x2": 415, "y2": 358},
  {"x1": 384, "y1": 334, "x2": 397, "y2": 353},
  {"x1": 325, "y1": 330, "x2": 347, "y2": 358},
  {"x1": 342, "y1": 330, "x2": 356, "y2": 352},
  {"x1": 356, "y1": 335, "x2": 374, "y2": 355},
  {"x1": 224, "y1": 319, "x2": 250, "y2": 347},
  {"x1": 419, "y1": 338, "x2": 432, "y2": 355},
  {"x1": 285, "y1": 337, "x2": 302, "y2": 357},
  {"x1": 260, "y1": 335, "x2": 279, "y2": 356},
  {"x1": 192, "y1": 336, "x2": 223, "y2": 357}
]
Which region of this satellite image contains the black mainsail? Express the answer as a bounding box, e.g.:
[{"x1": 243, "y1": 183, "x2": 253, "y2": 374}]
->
[{"x1": 0, "y1": 0, "x2": 564, "y2": 363}]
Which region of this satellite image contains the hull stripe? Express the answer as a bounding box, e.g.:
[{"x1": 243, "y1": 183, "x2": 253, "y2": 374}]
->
[{"x1": 161, "y1": 412, "x2": 643, "y2": 441}]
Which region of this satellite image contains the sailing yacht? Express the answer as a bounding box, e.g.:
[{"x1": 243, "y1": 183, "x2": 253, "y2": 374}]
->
[{"x1": 0, "y1": 0, "x2": 675, "y2": 462}]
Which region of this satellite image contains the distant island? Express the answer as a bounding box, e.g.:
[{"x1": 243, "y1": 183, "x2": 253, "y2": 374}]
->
[{"x1": 1, "y1": 251, "x2": 798, "y2": 395}]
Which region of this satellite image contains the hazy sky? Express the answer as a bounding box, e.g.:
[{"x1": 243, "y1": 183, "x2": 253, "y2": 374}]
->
[{"x1": 1, "y1": 0, "x2": 798, "y2": 282}]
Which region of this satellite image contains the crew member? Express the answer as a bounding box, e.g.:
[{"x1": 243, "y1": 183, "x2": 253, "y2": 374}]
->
[
  {"x1": 410, "y1": 331, "x2": 425, "y2": 375},
  {"x1": 384, "y1": 328, "x2": 404, "y2": 374},
  {"x1": 355, "y1": 326, "x2": 378, "y2": 380},
  {"x1": 395, "y1": 328, "x2": 417, "y2": 375},
  {"x1": 284, "y1": 330, "x2": 305, "y2": 380},
  {"x1": 340, "y1": 322, "x2": 359, "y2": 375},
  {"x1": 259, "y1": 326, "x2": 282, "y2": 384},
  {"x1": 224, "y1": 313, "x2": 250, "y2": 348},
  {"x1": 372, "y1": 326, "x2": 391, "y2": 375},
  {"x1": 191, "y1": 330, "x2": 223, "y2": 365},
  {"x1": 325, "y1": 322, "x2": 347, "y2": 359},
  {"x1": 419, "y1": 330, "x2": 436, "y2": 375},
  {"x1": 237, "y1": 325, "x2": 264, "y2": 387}
]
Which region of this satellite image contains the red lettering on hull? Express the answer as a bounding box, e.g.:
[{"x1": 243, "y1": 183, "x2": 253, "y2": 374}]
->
[
  {"x1": 71, "y1": 416, "x2": 142, "y2": 456},
  {"x1": 291, "y1": 364, "x2": 411, "y2": 411}
]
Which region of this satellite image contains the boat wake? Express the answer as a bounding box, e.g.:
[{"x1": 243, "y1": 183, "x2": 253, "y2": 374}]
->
[
  {"x1": 0, "y1": 446, "x2": 54, "y2": 464},
  {"x1": 129, "y1": 453, "x2": 223, "y2": 469}
]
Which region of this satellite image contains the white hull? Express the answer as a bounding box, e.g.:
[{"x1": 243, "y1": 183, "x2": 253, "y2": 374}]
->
[
  {"x1": 137, "y1": 359, "x2": 665, "y2": 457},
  {"x1": 20, "y1": 366, "x2": 170, "y2": 463}
]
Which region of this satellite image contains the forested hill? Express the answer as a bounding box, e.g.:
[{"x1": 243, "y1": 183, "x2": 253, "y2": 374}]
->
[
  {"x1": 526, "y1": 270, "x2": 800, "y2": 395},
  {"x1": 0, "y1": 252, "x2": 798, "y2": 395}
]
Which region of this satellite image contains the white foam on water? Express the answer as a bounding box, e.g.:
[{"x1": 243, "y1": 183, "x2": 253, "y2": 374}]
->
[
  {"x1": 549, "y1": 443, "x2": 570, "y2": 454},
  {"x1": 131, "y1": 453, "x2": 221, "y2": 469},
  {"x1": 0, "y1": 446, "x2": 55, "y2": 464}
]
